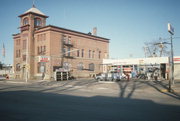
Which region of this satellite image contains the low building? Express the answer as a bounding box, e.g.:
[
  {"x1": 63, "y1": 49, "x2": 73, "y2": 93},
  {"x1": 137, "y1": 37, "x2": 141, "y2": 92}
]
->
[
  {"x1": 13, "y1": 6, "x2": 109, "y2": 80},
  {"x1": 103, "y1": 56, "x2": 180, "y2": 80}
]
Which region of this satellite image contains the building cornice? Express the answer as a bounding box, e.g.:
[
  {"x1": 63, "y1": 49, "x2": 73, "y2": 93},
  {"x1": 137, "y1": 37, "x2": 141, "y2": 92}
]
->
[
  {"x1": 12, "y1": 33, "x2": 20, "y2": 39},
  {"x1": 18, "y1": 12, "x2": 49, "y2": 18}
]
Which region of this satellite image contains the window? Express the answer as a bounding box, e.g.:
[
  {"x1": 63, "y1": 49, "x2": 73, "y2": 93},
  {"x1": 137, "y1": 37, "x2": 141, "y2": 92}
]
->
[
  {"x1": 16, "y1": 39, "x2": 20, "y2": 45},
  {"x1": 63, "y1": 48, "x2": 66, "y2": 56},
  {"x1": 89, "y1": 63, "x2": 95, "y2": 71},
  {"x1": 63, "y1": 62, "x2": 71, "y2": 71},
  {"x1": 16, "y1": 50, "x2": 21, "y2": 58},
  {"x1": 37, "y1": 62, "x2": 46, "y2": 73},
  {"x1": 37, "y1": 46, "x2": 46, "y2": 55},
  {"x1": 37, "y1": 46, "x2": 40, "y2": 54},
  {"x1": 43, "y1": 34, "x2": 46, "y2": 41},
  {"x1": 62, "y1": 35, "x2": 66, "y2": 43},
  {"x1": 37, "y1": 35, "x2": 40, "y2": 41},
  {"x1": 68, "y1": 47, "x2": 70, "y2": 56},
  {"x1": 43, "y1": 46, "x2": 46, "y2": 54},
  {"x1": 34, "y1": 18, "x2": 42, "y2": 26},
  {"x1": 37, "y1": 34, "x2": 46, "y2": 41},
  {"x1": 23, "y1": 55, "x2": 26, "y2": 61},
  {"x1": 81, "y1": 49, "x2": 84, "y2": 58},
  {"x1": 23, "y1": 18, "x2": 28, "y2": 25},
  {"x1": 99, "y1": 51, "x2": 101, "y2": 59},
  {"x1": 92, "y1": 51, "x2": 95, "y2": 58},
  {"x1": 16, "y1": 63, "x2": 21, "y2": 71},
  {"x1": 41, "y1": 46, "x2": 43, "y2": 54},
  {"x1": 40, "y1": 34, "x2": 42, "y2": 41},
  {"x1": 68, "y1": 37, "x2": 71, "y2": 44},
  {"x1": 77, "y1": 50, "x2": 80, "y2": 57},
  {"x1": 77, "y1": 62, "x2": 84, "y2": 70},
  {"x1": 23, "y1": 40, "x2": 27, "y2": 50},
  {"x1": 89, "y1": 50, "x2": 91, "y2": 58}
]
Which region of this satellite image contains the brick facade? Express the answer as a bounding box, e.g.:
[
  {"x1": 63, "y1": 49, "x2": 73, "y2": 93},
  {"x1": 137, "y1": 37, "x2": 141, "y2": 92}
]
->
[{"x1": 13, "y1": 6, "x2": 109, "y2": 80}]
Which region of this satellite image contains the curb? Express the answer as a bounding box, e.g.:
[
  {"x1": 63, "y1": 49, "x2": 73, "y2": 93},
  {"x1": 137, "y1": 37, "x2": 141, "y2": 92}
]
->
[
  {"x1": 98, "y1": 81, "x2": 116, "y2": 83},
  {"x1": 1, "y1": 80, "x2": 46, "y2": 84}
]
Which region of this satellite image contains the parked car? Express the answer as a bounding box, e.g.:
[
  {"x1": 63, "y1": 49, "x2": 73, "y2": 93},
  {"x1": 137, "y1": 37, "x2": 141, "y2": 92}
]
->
[
  {"x1": 0, "y1": 75, "x2": 6, "y2": 81},
  {"x1": 95, "y1": 73, "x2": 121, "y2": 81},
  {"x1": 95, "y1": 73, "x2": 107, "y2": 81}
]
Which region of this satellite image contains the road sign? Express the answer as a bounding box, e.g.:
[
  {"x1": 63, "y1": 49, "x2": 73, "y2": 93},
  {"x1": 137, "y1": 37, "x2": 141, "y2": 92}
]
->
[{"x1": 168, "y1": 23, "x2": 174, "y2": 35}]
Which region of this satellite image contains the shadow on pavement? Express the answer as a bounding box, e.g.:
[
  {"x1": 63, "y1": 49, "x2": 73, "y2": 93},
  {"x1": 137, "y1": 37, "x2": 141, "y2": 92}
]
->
[
  {"x1": 117, "y1": 79, "x2": 180, "y2": 100},
  {"x1": 117, "y1": 80, "x2": 144, "y2": 98},
  {"x1": 0, "y1": 90, "x2": 180, "y2": 121},
  {"x1": 141, "y1": 80, "x2": 180, "y2": 99},
  {"x1": 36, "y1": 79, "x2": 98, "y2": 93}
]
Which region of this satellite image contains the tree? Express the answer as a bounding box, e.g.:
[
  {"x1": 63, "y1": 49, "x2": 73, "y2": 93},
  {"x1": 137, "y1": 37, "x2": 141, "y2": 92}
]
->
[{"x1": 143, "y1": 38, "x2": 170, "y2": 57}]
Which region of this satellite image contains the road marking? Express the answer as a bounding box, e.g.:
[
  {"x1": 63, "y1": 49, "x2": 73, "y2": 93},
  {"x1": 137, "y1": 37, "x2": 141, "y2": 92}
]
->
[{"x1": 160, "y1": 89, "x2": 168, "y2": 92}]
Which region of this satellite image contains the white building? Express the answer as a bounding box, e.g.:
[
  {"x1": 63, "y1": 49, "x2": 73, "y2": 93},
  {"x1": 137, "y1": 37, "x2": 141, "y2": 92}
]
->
[{"x1": 103, "y1": 56, "x2": 180, "y2": 80}]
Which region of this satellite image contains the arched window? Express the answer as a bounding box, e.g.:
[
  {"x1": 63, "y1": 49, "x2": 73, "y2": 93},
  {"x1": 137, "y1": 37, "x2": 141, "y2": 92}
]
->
[
  {"x1": 16, "y1": 63, "x2": 21, "y2": 71},
  {"x1": 34, "y1": 18, "x2": 42, "y2": 26},
  {"x1": 63, "y1": 62, "x2": 71, "y2": 71},
  {"x1": 77, "y1": 62, "x2": 84, "y2": 70},
  {"x1": 89, "y1": 63, "x2": 95, "y2": 71},
  {"x1": 23, "y1": 18, "x2": 29, "y2": 25}
]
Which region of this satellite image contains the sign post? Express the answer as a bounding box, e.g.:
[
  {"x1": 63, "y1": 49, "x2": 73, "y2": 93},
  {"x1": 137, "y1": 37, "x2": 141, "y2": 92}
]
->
[{"x1": 168, "y1": 23, "x2": 174, "y2": 92}]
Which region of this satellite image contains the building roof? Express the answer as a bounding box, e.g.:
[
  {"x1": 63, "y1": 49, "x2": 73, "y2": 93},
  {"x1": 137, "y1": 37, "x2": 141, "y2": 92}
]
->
[
  {"x1": 36, "y1": 25, "x2": 110, "y2": 42},
  {"x1": 103, "y1": 56, "x2": 180, "y2": 65}
]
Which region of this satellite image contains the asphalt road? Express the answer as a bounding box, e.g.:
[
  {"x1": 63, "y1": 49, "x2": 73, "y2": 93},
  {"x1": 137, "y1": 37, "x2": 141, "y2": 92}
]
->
[{"x1": 0, "y1": 80, "x2": 180, "y2": 121}]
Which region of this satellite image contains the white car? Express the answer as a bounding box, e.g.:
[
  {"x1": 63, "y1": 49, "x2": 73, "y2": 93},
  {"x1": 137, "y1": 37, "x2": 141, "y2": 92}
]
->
[{"x1": 0, "y1": 75, "x2": 6, "y2": 80}]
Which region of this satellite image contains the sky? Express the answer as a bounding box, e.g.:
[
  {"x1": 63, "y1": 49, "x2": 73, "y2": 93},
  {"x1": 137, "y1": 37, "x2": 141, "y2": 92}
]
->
[{"x1": 0, "y1": 0, "x2": 180, "y2": 65}]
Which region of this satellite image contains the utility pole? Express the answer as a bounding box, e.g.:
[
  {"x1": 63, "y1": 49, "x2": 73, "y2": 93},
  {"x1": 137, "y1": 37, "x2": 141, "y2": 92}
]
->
[{"x1": 168, "y1": 23, "x2": 174, "y2": 92}]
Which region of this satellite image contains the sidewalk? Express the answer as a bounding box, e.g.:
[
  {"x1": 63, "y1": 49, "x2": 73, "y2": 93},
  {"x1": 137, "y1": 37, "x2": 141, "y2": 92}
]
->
[
  {"x1": 1, "y1": 79, "x2": 45, "y2": 84},
  {"x1": 1, "y1": 78, "x2": 180, "y2": 96},
  {"x1": 157, "y1": 79, "x2": 180, "y2": 94},
  {"x1": 171, "y1": 80, "x2": 180, "y2": 95}
]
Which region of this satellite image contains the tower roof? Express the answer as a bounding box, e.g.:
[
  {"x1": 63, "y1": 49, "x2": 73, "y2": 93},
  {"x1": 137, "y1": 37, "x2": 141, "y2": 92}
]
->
[
  {"x1": 19, "y1": 6, "x2": 48, "y2": 18},
  {"x1": 25, "y1": 6, "x2": 45, "y2": 16}
]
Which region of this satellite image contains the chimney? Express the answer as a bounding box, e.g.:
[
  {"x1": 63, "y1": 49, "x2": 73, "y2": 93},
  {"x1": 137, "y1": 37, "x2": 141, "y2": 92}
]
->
[{"x1": 92, "y1": 27, "x2": 97, "y2": 36}]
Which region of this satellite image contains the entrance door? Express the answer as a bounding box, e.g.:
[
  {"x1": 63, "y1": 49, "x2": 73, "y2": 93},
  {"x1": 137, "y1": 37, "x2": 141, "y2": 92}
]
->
[{"x1": 160, "y1": 64, "x2": 166, "y2": 79}]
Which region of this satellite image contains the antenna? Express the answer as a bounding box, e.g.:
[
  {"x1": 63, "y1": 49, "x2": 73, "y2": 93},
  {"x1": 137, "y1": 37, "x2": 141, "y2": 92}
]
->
[{"x1": 32, "y1": 0, "x2": 36, "y2": 7}]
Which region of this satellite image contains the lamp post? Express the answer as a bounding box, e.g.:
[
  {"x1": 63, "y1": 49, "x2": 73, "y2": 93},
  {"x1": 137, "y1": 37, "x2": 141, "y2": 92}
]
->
[{"x1": 168, "y1": 23, "x2": 174, "y2": 92}]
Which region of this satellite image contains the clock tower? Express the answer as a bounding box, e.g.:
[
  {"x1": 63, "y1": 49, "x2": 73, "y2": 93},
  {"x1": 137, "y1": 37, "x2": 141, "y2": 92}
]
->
[{"x1": 14, "y1": 5, "x2": 48, "y2": 79}]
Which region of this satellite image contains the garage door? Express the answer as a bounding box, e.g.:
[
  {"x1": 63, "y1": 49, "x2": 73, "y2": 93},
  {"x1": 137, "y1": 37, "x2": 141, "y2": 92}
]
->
[{"x1": 174, "y1": 64, "x2": 180, "y2": 80}]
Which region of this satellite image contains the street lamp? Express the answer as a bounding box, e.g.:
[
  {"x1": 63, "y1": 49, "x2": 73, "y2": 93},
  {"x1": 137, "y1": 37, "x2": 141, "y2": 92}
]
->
[{"x1": 168, "y1": 23, "x2": 174, "y2": 92}]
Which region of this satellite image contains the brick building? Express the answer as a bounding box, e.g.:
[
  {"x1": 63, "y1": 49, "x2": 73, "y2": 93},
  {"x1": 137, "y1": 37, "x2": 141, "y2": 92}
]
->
[{"x1": 13, "y1": 6, "x2": 109, "y2": 80}]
